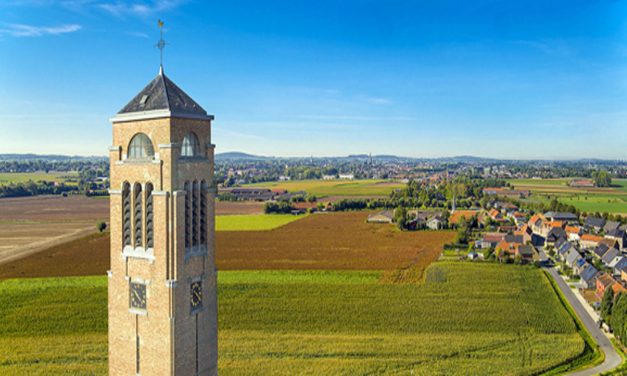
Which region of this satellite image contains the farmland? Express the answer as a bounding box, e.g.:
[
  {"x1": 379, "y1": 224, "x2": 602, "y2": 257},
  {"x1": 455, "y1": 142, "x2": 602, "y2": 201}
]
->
[
  {"x1": 508, "y1": 178, "x2": 627, "y2": 214},
  {"x1": 0, "y1": 262, "x2": 589, "y2": 375},
  {"x1": 216, "y1": 212, "x2": 454, "y2": 271},
  {"x1": 216, "y1": 214, "x2": 304, "y2": 231},
  {"x1": 0, "y1": 171, "x2": 78, "y2": 185},
  {"x1": 0, "y1": 195, "x2": 108, "y2": 265},
  {"x1": 244, "y1": 179, "x2": 404, "y2": 197},
  {"x1": 0, "y1": 211, "x2": 453, "y2": 278}
]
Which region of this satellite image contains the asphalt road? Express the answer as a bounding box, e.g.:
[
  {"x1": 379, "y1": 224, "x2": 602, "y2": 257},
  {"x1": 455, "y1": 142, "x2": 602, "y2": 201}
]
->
[{"x1": 538, "y1": 250, "x2": 622, "y2": 375}]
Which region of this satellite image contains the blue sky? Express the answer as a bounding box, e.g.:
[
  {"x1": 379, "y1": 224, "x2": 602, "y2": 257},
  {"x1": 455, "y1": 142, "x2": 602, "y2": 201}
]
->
[{"x1": 0, "y1": 0, "x2": 626, "y2": 159}]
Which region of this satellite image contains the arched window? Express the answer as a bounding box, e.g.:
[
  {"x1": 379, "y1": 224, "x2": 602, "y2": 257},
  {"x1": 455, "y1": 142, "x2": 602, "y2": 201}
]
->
[
  {"x1": 145, "y1": 183, "x2": 154, "y2": 249},
  {"x1": 128, "y1": 133, "x2": 155, "y2": 160},
  {"x1": 200, "y1": 180, "x2": 207, "y2": 246},
  {"x1": 184, "y1": 181, "x2": 191, "y2": 250},
  {"x1": 133, "y1": 183, "x2": 143, "y2": 248},
  {"x1": 122, "y1": 182, "x2": 131, "y2": 247},
  {"x1": 181, "y1": 132, "x2": 200, "y2": 157}
]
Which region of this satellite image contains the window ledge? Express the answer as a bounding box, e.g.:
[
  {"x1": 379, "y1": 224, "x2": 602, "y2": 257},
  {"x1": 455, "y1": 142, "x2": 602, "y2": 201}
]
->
[{"x1": 122, "y1": 246, "x2": 155, "y2": 262}]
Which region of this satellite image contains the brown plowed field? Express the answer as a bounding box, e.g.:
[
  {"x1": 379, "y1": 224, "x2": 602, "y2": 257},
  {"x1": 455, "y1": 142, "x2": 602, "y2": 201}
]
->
[
  {"x1": 0, "y1": 232, "x2": 109, "y2": 279},
  {"x1": 0, "y1": 212, "x2": 453, "y2": 278},
  {"x1": 216, "y1": 212, "x2": 454, "y2": 270}
]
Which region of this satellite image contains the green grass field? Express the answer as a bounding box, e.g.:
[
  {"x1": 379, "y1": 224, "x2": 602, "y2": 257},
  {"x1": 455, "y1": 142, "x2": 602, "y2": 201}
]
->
[
  {"x1": 508, "y1": 178, "x2": 627, "y2": 214},
  {"x1": 0, "y1": 171, "x2": 78, "y2": 185},
  {"x1": 244, "y1": 179, "x2": 404, "y2": 197},
  {"x1": 216, "y1": 214, "x2": 305, "y2": 231},
  {"x1": 0, "y1": 262, "x2": 590, "y2": 375}
]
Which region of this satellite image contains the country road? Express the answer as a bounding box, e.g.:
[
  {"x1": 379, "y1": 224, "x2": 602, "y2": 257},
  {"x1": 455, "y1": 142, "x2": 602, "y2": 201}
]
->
[{"x1": 538, "y1": 249, "x2": 623, "y2": 375}]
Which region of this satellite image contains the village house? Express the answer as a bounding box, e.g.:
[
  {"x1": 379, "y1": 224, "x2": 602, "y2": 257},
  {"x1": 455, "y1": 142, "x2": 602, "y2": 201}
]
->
[
  {"x1": 569, "y1": 178, "x2": 595, "y2": 188},
  {"x1": 488, "y1": 208, "x2": 504, "y2": 222},
  {"x1": 449, "y1": 210, "x2": 482, "y2": 227},
  {"x1": 580, "y1": 263, "x2": 599, "y2": 289},
  {"x1": 593, "y1": 244, "x2": 611, "y2": 260},
  {"x1": 580, "y1": 234, "x2": 603, "y2": 249},
  {"x1": 514, "y1": 224, "x2": 533, "y2": 244},
  {"x1": 483, "y1": 187, "x2": 530, "y2": 198},
  {"x1": 604, "y1": 221, "x2": 621, "y2": 234},
  {"x1": 596, "y1": 273, "x2": 627, "y2": 298},
  {"x1": 478, "y1": 232, "x2": 507, "y2": 249},
  {"x1": 546, "y1": 227, "x2": 567, "y2": 247},
  {"x1": 601, "y1": 248, "x2": 621, "y2": 267},
  {"x1": 426, "y1": 215, "x2": 447, "y2": 230},
  {"x1": 494, "y1": 201, "x2": 518, "y2": 214},
  {"x1": 565, "y1": 225, "x2": 582, "y2": 242},
  {"x1": 599, "y1": 237, "x2": 620, "y2": 251},
  {"x1": 544, "y1": 211, "x2": 578, "y2": 224},
  {"x1": 528, "y1": 214, "x2": 545, "y2": 235},
  {"x1": 565, "y1": 248, "x2": 584, "y2": 269},
  {"x1": 367, "y1": 210, "x2": 394, "y2": 224},
  {"x1": 557, "y1": 242, "x2": 576, "y2": 262},
  {"x1": 606, "y1": 229, "x2": 626, "y2": 250},
  {"x1": 584, "y1": 217, "x2": 606, "y2": 233},
  {"x1": 509, "y1": 211, "x2": 527, "y2": 225}
]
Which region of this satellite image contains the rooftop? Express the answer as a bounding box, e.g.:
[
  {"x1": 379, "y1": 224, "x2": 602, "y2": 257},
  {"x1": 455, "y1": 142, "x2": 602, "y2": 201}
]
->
[{"x1": 111, "y1": 69, "x2": 212, "y2": 122}]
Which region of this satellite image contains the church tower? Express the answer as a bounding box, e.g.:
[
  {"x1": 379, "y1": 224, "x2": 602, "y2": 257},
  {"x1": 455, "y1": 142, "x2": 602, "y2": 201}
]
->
[{"x1": 107, "y1": 66, "x2": 217, "y2": 375}]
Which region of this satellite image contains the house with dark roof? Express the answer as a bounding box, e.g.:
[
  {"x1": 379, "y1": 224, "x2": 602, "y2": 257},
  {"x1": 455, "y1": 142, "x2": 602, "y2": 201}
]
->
[
  {"x1": 580, "y1": 264, "x2": 599, "y2": 289},
  {"x1": 593, "y1": 244, "x2": 610, "y2": 259},
  {"x1": 557, "y1": 242, "x2": 575, "y2": 262},
  {"x1": 604, "y1": 221, "x2": 621, "y2": 234},
  {"x1": 602, "y1": 248, "x2": 621, "y2": 267},
  {"x1": 565, "y1": 249, "x2": 583, "y2": 269},
  {"x1": 546, "y1": 227, "x2": 567, "y2": 247},
  {"x1": 544, "y1": 211, "x2": 578, "y2": 223},
  {"x1": 606, "y1": 229, "x2": 626, "y2": 249},
  {"x1": 585, "y1": 217, "x2": 606, "y2": 233}
]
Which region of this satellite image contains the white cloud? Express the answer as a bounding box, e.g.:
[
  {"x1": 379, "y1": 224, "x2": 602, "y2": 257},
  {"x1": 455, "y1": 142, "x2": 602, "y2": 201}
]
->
[
  {"x1": 99, "y1": 0, "x2": 186, "y2": 17},
  {"x1": 0, "y1": 23, "x2": 81, "y2": 37}
]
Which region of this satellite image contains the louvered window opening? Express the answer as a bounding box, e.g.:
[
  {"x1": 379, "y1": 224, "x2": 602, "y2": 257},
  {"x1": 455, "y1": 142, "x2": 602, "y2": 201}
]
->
[
  {"x1": 145, "y1": 183, "x2": 154, "y2": 249},
  {"x1": 200, "y1": 180, "x2": 207, "y2": 246},
  {"x1": 192, "y1": 181, "x2": 199, "y2": 247},
  {"x1": 122, "y1": 183, "x2": 132, "y2": 247},
  {"x1": 134, "y1": 184, "x2": 143, "y2": 247}
]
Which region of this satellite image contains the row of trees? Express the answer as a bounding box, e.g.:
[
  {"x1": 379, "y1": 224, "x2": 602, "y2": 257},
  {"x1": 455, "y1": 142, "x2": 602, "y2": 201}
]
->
[
  {"x1": 0, "y1": 181, "x2": 78, "y2": 198},
  {"x1": 600, "y1": 289, "x2": 627, "y2": 347}
]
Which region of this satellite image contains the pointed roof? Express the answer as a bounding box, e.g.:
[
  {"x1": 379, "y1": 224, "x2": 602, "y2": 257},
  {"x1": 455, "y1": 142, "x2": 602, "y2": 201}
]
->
[{"x1": 111, "y1": 70, "x2": 212, "y2": 122}]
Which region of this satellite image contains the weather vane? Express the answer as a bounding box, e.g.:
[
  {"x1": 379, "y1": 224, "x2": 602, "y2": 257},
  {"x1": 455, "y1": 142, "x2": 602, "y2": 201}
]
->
[{"x1": 156, "y1": 19, "x2": 166, "y2": 72}]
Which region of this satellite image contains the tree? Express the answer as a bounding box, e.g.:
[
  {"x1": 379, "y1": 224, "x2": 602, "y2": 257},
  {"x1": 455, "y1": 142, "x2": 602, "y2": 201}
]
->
[
  {"x1": 601, "y1": 286, "x2": 615, "y2": 323},
  {"x1": 610, "y1": 293, "x2": 627, "y2": 345},
  {"x1": 593, "y1": 170, "x2": 612, "y2": 188},
  {"x1": 97, "y1": 221, "x2": 107, "y2": 233},
  {"x1": 394, "y1": 207, "x2": 409, "y2": 230}
]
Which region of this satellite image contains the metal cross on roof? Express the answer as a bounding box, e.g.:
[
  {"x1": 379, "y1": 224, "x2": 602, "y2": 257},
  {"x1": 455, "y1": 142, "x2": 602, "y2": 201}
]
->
[{"x1": 156, "y1": 19, "x2": 166, "y2": 72}]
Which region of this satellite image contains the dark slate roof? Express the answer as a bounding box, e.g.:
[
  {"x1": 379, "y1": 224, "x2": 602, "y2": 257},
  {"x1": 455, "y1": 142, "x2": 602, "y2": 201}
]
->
[
  {"x1": 602, "y1": 248, "x2": 620, "y2": 265},
  {"x1": 615, "y1": 257, "x2": 627, "y2": 273},
  {"x1": 558, "y1": 242, "x2": 574, "y2": 256},
  {"x1": 117, "y1": 71, "x2": 207, "y2": 117},
  {"x1": 604, "y1": 221, "x2": 620, "y2": 233},
  {"x1": 580, "y1": 264, "x2": 599, "y2": 282},
  {"x1": 594, "y1": 244, "x2": 610, "y2": 258},
  {"x1": 607, "y1": 229, "x2": 626, "y2": 238},
  {"x1": 585, "y1": 216, "x2": 606, "y2": 228},
  {"x1": 544, "y1": 211, "x2": 578, "y2": 221},
  {"x1": 547, "y1": 227, "x2": 567, "y2": 242}
]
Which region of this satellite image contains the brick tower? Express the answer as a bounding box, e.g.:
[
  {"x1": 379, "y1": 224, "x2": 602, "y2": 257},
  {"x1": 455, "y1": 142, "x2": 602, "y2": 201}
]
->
[{"x1": 107, "y1": 66, "x2": 217, "y2": 375}]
